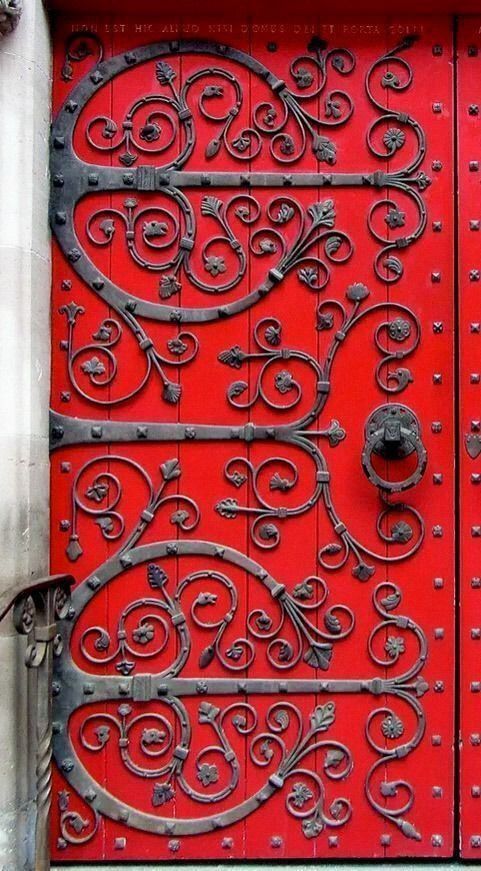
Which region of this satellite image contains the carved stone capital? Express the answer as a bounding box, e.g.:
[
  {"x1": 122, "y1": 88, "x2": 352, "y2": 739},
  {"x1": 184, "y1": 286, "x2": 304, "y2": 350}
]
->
[{"x1": 0, "y1": 0, "x2": 22, "y2": 38}]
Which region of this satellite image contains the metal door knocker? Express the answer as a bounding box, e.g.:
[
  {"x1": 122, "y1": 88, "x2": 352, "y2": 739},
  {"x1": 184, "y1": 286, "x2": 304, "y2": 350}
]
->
[{"x1": 362, "y1": 404, "x2": 427, "y2": 493}]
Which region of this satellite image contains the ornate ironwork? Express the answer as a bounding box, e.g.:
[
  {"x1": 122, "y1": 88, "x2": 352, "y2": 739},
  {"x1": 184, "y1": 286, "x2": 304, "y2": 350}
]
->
[
  {"x1": 53, "y1": 287, "x2": 425, "y2": 579},
  {"x1": 53, "y1": 538, "x2": 428, "y2": 843},
  {"x1": 50, "y1": 33, "x2": 432, "y2": 850},
  {"x1": 50, "y1": 35, "x2": 429, "y2": 331}
]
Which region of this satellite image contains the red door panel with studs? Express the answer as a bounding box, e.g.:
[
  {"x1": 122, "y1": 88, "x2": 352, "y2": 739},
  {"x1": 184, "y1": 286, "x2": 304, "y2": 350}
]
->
[
  {"x1": 458, "y1": 18, "x2": 481, "y2": 860},
  {"x1": 49, "y1": 14, "x2": 455, "y2": 861}
]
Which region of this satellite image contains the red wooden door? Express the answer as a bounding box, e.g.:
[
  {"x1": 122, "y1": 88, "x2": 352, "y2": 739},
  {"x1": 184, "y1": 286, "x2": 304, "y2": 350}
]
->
[
  {"x1": 458, "y1": 17, "x2": 481, "y2": 859},
  {"x1": 49, "y1": 14, "x2": 455, "y2": 860}
]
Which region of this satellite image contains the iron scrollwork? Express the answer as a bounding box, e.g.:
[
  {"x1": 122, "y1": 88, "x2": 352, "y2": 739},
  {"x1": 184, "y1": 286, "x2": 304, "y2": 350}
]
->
[
  {"x1": 54, "y1": 281, "x2": 426, "y2": 581},
  {"x1": 51, "y1": 31, "x2": 433, "y2": 851},
  {"x1": 50, "y1": 34, "x2": 430, "y2": 333},
  {"x1": 53, "y1": 538, "x2": 429, "y2": 844}
]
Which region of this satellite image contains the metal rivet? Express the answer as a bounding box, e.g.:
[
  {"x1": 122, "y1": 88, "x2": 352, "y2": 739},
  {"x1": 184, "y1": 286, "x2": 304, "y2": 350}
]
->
[
  {"x1": 472, "y1": 577, "x2": 481, "y2": 588},
  {"x1": 468, "y1": 45, "x2": 479, "y2": 56},
  {"x1": 432, "y1": 525, "x2": 443, "y2": 537},
  {"x1": 432, "y1": 734, "x2": 442, "y2": 745},
  {"x1": 472, "y1": 682, "x2": 481, "y2": 692},
  {"x1": 434, "y1": 628, "x2": 444, "y2": 639},
  {"x1": 472, "y1": 786, "x2": 481, "y2": 797},
  {"x1": 432, "y1": 835, "x2": 443, "y2": 847},
  {"x1": 470, "y1": 269, "x2": 480, "y2": 281},
  {"x1": 471, "y1": 374, "x2": 481, "y2": 383},
  {"x1": 221, "y1": 837, "x2": 234, "y2": 849},
  {"x1": 432, "y1": 220, "x2": 442, "y2": 232},
  {"x1": 472, "y1": 526, "x2": 481, "y2": 537},
  {"x1": 434, "y1": 578, "x2": 444, "y2": 590},
  {"x1": 271, "y1": 836, "x2": 282, "y2": 848},
  {"x1": 432, "y1": 786, "x2": 443, "y2": 797},
  {"x1": 470, "y1": 161, "x2": 480, "y2": 171},
  {"x1": 432, "y1": 421, "x2": 442, "y2": 433},
  {"x1": 472, "y1": 835, "x2": 481, "y2": 848},
  {"x1": 433, "y1": 373, "x2": 442, "y2": 384},
  {"x1": 328, "y1": 836, "x2": 338, "y2": 848},
  {"x1": 380, "y1": 834, "x2": 391, "y2": 846},
  {"x1": 433, "y1": 322, "x2": 444, "y2": 333},
  {"x1": 471, "y1": 323, "x2": 481, "y2": 333},
  {"x1": 431, "y1": 271, "x2": 441, "y2": 282},
  {"x1": 471, "y1": 733, "x2": 481, "y2": 745},
  {"x1": 433, "y1": 44, "x2": 443, "y2": 56},
  {"x1": 433, "y1": 680, "x2": 444, "y2": 692},
  {"x1": 432, "y1": 160, "x2": 442, "y2": 171},
  {"x1": 471, "y1": 220, "x2": 480, "y2": 231},
  {"x1": 433, "y1": 473, "x2": 443, "y2": 484},
  {"x1": 432, "y1": 102, "x2": 442, "y2": 113},
  {"x1": 114, "y1": 838, "x2": 126, "y2": 850},
  {"x1": 470, "y1": 104, "x2": 480, "y2": 115},
  {"x1": 60, "y1": 462, "x2": 71, "y2": 473},
  {"x1": 472, "y1": 628, "x2": 481, "y2": 639}
]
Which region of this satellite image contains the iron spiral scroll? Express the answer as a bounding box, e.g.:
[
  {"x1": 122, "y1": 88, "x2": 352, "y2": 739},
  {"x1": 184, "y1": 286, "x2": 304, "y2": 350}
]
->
[{"x1": 51, "y1": 32, "x2": 432, "y2": 849}]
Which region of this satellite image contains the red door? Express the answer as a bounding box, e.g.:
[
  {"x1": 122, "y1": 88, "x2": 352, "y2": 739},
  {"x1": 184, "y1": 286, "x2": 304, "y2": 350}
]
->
[
  {"x1": 458, "y1": 17, "x2": 481, "y2": 859},
  {"x1": 49, "y1": 14, "x2": 456, "y2": 860}
]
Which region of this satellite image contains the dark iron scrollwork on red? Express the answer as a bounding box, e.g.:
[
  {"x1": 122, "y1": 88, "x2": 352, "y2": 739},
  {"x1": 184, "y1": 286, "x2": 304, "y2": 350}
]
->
[{"x1": 51, "y1": 33, "x2": 432, "y2": 849}]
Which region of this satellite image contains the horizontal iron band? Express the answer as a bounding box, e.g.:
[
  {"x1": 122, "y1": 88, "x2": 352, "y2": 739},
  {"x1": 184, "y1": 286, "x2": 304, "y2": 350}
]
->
[{"x1": 57, "y1": 674, "x2": 394, "y2": 705}]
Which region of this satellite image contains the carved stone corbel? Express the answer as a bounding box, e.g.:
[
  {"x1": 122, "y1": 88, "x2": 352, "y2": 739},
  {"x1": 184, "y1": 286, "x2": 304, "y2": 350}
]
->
[
  {"x1": 0, "y1": 0, "x2": 22, "y2": 38},
  {"x1": 0, "y1": 574, "x2": 74, "y2": 871}
]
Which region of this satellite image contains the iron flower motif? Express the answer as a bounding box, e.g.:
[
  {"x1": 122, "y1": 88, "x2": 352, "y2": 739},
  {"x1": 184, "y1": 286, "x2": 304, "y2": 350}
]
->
[
  {"x1": 381, "y1": 713, "x2": 404, "y2": 739},
  {"x1": 132, "y1": 623, "x2": 155, "y2": 644},
  {"x1": 204, "y1": 255, "x2": 226, "y2": 277},
  {"x1": 139, "y1": 121, "x2": 161, "y2": 142},
  {"x1": 385, "y1": 207, "x2": 406, "y2": 229},
  {"x1": 291, "y1": 782, "x2": 314, "y2": 807},
  {"x1": 388, "y1": 317, "x2": 411, "y2": 341},
  {"x1": 197, "y1": 763, "x2": 219, "y2": 787},
  {"x1": 383, "y1": 127, "x2": 406, "y2": 153},
  {"x1": 385, "y1": 636, "x2": 406, "y2": 659}
]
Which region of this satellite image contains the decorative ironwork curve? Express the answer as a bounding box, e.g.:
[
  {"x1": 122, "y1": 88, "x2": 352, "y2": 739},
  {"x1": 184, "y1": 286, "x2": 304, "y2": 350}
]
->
[
  {"x1": 51, "y1": 32, "x2": 432, "y2": 849},
  {"x1": 54, "y1": 283, "x2": 426, "y2": 580},
  {"x1": 53, "y1": 540, "x2": 428, "y2": 842},
  {"x1": 50, "y1": 35, "x2": 429, "y2": 332}
]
